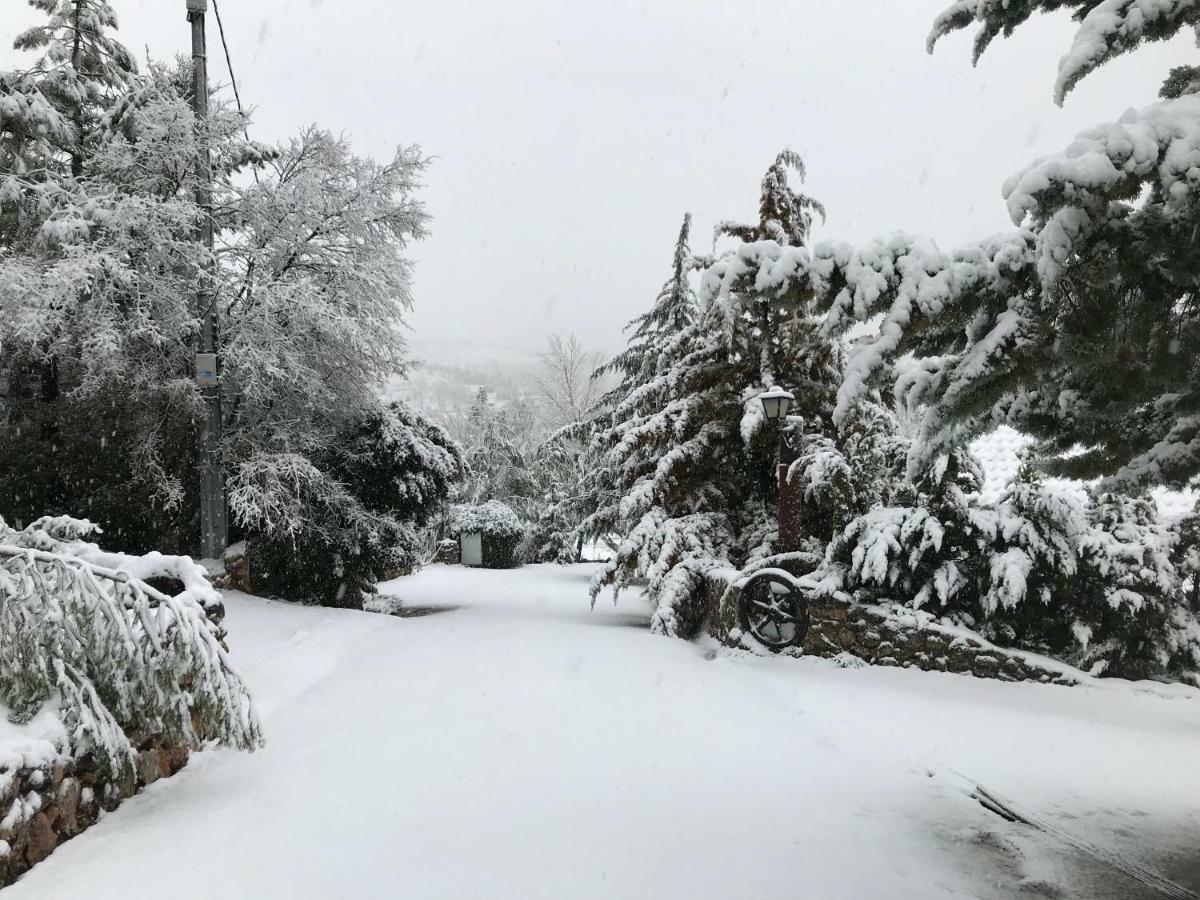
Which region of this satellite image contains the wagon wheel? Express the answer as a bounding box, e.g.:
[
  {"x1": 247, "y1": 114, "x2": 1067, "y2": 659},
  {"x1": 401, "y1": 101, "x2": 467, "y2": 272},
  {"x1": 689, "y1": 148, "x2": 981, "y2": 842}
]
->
[{"x1": 738, "y1": 571, "x2": 809, "y2": 651}]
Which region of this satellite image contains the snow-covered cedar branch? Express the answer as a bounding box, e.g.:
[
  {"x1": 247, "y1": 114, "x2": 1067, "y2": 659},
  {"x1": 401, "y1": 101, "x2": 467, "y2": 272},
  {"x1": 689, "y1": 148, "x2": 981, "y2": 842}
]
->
[
  {"x1": 0, "y1": 516, "x2": 262, "y2": 777},
  {"x1": 927, "y1": 0, "x2": 1200, "y2": 105},
  {"x1": 700, "y1": 88, "x2": 1200, "y2": 490},
  {"x1": 591, "y1": 509, "x2": 734, "y2": 637}
]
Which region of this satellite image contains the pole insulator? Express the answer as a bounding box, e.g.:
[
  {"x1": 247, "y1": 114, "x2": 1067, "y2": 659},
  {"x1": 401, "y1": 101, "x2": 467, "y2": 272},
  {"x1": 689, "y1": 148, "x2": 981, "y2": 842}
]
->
[{"x1": 186, "y1": 0, "x2": 208, "y2": 11}]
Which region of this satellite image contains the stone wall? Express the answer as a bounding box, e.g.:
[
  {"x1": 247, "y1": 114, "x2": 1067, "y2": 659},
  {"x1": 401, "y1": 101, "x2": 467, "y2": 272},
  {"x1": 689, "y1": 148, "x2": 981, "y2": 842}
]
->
[
  {"x1": 213, "y1": 540, "x2": 251, "y2": 594},
  {"x1": 433, "y1": 539, "x2": 460, "y2": 566},
  {"x1": 0, "y1": 737, "x2": 189, "y2": 888},
  {"x1": 705, "y1": 570, "x2": 1080, "y2": 686}
]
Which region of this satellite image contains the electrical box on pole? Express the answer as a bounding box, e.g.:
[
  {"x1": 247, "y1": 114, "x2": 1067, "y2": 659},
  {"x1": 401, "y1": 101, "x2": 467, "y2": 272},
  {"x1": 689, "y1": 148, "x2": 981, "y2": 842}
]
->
[{"x1": 189, "y1": 0, "x2": 227, "y2": 560}]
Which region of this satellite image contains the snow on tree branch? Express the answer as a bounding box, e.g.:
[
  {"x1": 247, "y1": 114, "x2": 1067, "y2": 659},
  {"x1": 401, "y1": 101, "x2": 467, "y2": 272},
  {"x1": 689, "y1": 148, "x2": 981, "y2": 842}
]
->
[
  {"x1": 927, "y1": 0, "x2": 1200, "y2": 105},
  {"x1": 0, "y1": 516, "x2": 262, "y2": 778},
  {"x1": 1003, "y1": 95, "x2": 1200, "y2": 280}
]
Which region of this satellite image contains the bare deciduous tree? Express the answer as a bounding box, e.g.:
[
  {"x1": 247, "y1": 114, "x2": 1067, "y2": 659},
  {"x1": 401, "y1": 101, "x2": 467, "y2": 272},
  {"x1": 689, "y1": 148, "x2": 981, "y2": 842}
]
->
[{"x1": 536, "y1": 333, "x2": 605, "y2": 429}]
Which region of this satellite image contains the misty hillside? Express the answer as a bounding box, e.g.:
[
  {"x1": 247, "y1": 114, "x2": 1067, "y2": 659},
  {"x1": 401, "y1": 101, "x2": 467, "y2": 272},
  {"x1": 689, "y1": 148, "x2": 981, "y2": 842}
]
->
[{"x1": 383, "y1": 338, "x2": 544, "y2": 419}]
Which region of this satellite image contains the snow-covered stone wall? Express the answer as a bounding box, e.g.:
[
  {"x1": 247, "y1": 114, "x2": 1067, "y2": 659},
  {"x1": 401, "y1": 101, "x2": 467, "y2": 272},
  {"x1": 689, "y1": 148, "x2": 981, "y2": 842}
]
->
[
  {"x1": 705, "y1": 572, "x2": 1080, "y2": 685},
  {"x1": 0, "y1": 737, "x2": 189, "y2": 888}
]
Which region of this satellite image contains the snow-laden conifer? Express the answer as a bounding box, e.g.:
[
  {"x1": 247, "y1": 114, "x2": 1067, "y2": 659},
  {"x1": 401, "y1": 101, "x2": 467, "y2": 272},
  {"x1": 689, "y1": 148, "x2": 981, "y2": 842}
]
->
[
  {"x1": 585, "y1": 154, "x2": 847, "y2": 635},
  {"x1": 1174, "y1": 502, "x2": 1200, "y2": 612},
  {"x1": 691, "y1": 8, "x2": 1200, "y2": 495}
]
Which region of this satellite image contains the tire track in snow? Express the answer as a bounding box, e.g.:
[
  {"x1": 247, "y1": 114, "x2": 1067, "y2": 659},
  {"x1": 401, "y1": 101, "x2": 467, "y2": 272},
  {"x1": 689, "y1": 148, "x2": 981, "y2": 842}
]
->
[{"x1": 950, "y1": 773, "x2": 1199, "y2": 900}]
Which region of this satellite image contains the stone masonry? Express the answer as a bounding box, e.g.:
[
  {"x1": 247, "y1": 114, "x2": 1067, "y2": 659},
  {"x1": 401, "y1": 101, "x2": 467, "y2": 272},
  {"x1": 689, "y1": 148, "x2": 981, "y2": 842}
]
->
[
  {"x1": 705, "y1": 570, "x2": 1080, "y2": 685},
  {"x1": 0, "y1": 737, "x2": 189, "y2": 889}
]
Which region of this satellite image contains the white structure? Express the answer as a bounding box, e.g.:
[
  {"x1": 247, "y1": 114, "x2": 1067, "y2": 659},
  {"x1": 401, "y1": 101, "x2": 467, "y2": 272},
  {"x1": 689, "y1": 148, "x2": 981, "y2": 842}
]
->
[{"x1": 460, "y1": 533, "x2": 483, "y2": 567}]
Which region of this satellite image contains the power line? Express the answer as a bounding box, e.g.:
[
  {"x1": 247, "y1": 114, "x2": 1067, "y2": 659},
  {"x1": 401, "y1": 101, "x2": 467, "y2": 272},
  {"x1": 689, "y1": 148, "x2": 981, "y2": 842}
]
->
[{"x1": 211, "y1": 0, "x2": 250, "y2": 140}]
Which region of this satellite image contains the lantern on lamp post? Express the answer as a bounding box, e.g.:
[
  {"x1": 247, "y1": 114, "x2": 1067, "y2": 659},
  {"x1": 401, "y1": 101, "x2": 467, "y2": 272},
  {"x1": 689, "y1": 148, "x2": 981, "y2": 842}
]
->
[{"x1": 758, "y1": 387, "x2": 794, "y2": 423}]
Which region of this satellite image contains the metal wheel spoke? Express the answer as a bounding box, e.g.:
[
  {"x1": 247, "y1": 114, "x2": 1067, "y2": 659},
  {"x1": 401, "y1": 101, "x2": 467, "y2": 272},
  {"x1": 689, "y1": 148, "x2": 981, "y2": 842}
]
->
[{"x1": 749, "y1": 597, "x2": 783, "y2": 617}]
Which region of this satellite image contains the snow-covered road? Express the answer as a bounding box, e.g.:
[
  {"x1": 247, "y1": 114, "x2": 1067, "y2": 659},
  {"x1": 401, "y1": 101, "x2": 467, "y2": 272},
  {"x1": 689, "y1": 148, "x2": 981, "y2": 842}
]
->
[{"x1": 9, "y1": 564, "x2": 1200, "y2": 899}]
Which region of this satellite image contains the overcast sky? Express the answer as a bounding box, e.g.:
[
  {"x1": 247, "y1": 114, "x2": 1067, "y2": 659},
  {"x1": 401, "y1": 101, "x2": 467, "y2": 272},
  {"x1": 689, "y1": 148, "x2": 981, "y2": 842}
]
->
[{"x1": 1, "y1": 1, "x2": 1192, "y2": 358}]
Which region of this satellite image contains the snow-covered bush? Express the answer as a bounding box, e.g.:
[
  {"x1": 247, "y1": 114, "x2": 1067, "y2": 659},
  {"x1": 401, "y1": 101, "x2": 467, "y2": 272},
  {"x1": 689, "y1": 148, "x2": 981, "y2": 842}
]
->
[
  {"x1": 1065, "y1": 494, "x2": 1193, "y2": 678},
  {"x1": 0, "y1": 516, "x2": 261, "y2": 778},
  {"x1": 242, "y1": 402, "x2": 462, "y2": 608},
  {"x1": 449, "y1": 501, "x2": 526, "y2": 569},
  {"x1": 0, "y1": 384, "x2": 198, "y2": 555},
  {"x1": 809, "y1": 447, "x2": 990, "y2": 610},
  {"x1": 810, "y1": 465, "x2": 1200, "y2": 681}
]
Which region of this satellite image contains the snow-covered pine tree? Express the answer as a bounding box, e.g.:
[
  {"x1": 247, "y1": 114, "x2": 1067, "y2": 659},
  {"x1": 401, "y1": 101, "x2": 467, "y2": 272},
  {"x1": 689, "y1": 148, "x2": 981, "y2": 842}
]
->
[
  {"x1": 526, "y1": 421, "x2": 591, "y2": 563},
  {"x1": 3, "y1": 0, "x2": 137, "y2": 187},
  {"x1": 0, "y1": 0, "x2": 139, "y2": 396},
  {"x1": 714, "y1": 149, "x2": 826, "y2": 247},
  {"x1": 521, "y1": 334, "x2": 608, "y2": 563},
  {"x1": 577, "y1": 213, "x2": 700, "y2": 547},
  {"x1": 588, "y1": 153, "x2": 846, "y2": 636}
]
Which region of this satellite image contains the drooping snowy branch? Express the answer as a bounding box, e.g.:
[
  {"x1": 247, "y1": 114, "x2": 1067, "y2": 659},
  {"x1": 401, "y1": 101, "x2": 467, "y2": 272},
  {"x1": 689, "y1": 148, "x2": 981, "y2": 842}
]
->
[
  {"x1": 1004, "y1": 95, "x2": 1200, "y2": 279},
  {"x1": 926, "y1": 0, "x2": 1200, "y2": 105},
  {"x1": 0, "y1": 517, "x2": 262, "y2": 777}
]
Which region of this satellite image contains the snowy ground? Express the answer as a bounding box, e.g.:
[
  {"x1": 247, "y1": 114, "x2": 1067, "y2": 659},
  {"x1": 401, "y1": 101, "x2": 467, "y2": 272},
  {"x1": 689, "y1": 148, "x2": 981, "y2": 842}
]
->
[{"x1": 8, "y1": 564, "x2": 1200, "y2": 899}]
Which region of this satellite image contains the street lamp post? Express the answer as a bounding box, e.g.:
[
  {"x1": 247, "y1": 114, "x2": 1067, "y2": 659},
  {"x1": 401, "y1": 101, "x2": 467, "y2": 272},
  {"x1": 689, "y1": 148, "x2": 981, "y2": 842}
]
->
[
  {"x1": 758, "y1": 387, "x2": 799, "y2": 553},
  {"x1": 734, "y1": 386, "x2": 810, "y2": 651}
]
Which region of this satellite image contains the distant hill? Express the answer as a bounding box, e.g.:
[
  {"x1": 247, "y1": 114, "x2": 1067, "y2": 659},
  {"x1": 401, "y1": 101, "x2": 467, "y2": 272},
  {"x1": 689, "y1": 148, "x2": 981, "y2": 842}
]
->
[{"x1": 383, "y1": 338, "x2": 544, "y2": 421}]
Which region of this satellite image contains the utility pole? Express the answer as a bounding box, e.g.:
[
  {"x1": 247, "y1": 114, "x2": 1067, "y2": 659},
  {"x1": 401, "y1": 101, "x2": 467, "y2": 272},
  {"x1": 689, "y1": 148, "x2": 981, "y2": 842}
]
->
[{"x1": 188, "y1": 0, "x2": 227, "y2": 559}]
